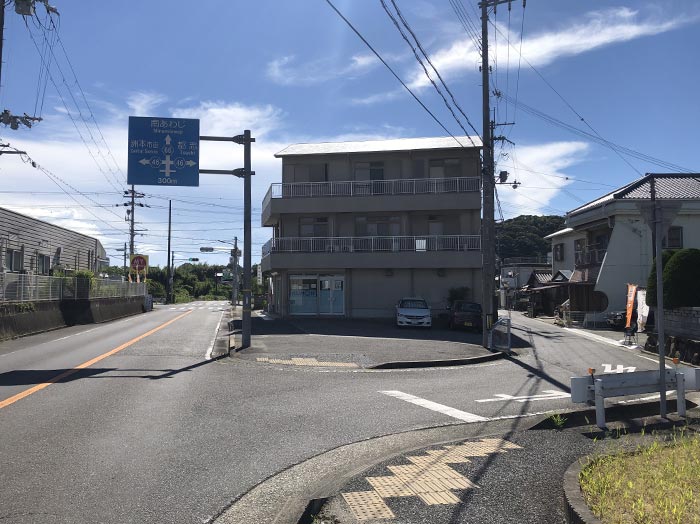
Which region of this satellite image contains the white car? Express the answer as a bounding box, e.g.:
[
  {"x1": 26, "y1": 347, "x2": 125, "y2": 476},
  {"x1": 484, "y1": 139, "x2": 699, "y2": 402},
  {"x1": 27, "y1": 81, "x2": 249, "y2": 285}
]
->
[{"x1": 396, "y1": 297, "x2": 432, "y2": 328}]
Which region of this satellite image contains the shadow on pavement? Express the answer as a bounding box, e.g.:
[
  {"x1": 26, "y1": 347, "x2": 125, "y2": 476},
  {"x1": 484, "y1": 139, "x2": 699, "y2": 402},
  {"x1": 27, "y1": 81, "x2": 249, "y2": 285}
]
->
[
  {"x1": 0, "y1": 368, "x2": 116, "y2": 385},
  {"x1": 0, "y1": 355, "x2": 228, "y2": 386}
]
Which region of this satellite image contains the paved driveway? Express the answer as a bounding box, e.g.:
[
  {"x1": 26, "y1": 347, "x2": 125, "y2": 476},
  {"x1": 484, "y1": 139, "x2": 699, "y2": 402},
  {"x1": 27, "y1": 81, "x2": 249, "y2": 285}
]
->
[{"x1": 233, "y1": 315, "x2": 514, "y2": 368}]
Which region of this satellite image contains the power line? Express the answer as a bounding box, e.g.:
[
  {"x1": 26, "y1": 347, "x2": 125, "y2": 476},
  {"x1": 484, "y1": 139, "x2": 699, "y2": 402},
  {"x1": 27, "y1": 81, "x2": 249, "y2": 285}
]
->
[
  {"x1": 0, "y1": 140, "x2": 129, "y2": 235},
  {"x1": 382, "y1": 0, "x2": 481, "y2": 143},
  {"x1": 25, "y1": 15, "x2": 125, "y2": 192},
  {"x1": 499, "y1": 93, "x2": 695, "y2": 173},
  {"x1": 323, "y1": 0, "x2": 476, "y2": 149}
]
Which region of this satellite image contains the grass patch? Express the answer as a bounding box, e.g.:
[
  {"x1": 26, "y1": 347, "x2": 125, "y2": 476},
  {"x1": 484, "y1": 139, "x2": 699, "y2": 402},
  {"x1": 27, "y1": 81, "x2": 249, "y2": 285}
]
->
[{"x1": 579, "y1": 429, "x2": 700, "y2": 523}]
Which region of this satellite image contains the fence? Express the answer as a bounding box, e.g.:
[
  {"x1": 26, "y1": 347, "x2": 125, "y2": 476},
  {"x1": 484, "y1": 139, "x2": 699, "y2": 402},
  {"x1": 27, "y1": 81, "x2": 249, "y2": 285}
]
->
[{"x1": 0, "y1": 273, "x2": 147, "y2": 302}]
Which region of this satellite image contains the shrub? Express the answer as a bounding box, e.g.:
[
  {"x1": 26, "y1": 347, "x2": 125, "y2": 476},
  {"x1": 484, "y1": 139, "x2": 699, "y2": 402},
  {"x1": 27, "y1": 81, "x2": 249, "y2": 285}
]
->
[
  {"x1": 646, "y1": 250, "x2": 675, "y2": 307},
  {"x1": 662, "y1": 248, "x2": 700, "y2": 308}
]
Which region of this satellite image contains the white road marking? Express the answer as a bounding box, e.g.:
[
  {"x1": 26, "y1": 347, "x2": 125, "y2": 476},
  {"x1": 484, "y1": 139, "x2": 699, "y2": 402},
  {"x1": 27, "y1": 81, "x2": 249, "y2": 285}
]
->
[
  {"x1": 380, "y1": 390, "x2": 488, "y2": 423},
  {"x1": 205, "y1": 310, "x2": 225, "y2": 360},
  {"x1": 636, "y1": 353, "x2": 672, "y2": 368},
  {"x1": 602, "y1": 363, "x2": 636, "y2": 373},
  {"x1": 475, "y1": 390, "x2": 570, "y2": 403},
  {"x1": 53, "y1": 327, "x2": 99, "y2": 342}
]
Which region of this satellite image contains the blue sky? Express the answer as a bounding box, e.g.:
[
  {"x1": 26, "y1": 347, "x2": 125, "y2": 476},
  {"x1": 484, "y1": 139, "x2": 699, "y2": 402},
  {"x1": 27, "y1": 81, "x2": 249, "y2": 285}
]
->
[{"x1": 0, "y1": 0, "x2": 698, "y2": 267}]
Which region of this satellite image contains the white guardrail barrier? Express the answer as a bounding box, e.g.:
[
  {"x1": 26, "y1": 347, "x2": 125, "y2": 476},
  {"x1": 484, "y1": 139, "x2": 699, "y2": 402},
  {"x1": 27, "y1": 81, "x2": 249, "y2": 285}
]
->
[{"x1": 571, "y1": 367, "x2": 700, "y2": 429}]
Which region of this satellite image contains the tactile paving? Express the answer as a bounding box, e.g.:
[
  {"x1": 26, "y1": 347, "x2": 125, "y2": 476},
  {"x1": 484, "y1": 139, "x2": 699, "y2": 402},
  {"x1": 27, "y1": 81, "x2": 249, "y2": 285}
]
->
[{"x1": 341, "y1": 490, "x2": 395, "y2": 521}]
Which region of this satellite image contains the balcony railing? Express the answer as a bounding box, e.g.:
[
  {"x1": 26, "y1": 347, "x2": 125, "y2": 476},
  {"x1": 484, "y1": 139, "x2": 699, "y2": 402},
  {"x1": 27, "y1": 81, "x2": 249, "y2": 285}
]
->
[
  {"x1": 262, "y1": 235, "x2": 481, "y2": 257},
  {"x1": 263, "y1": 177, "x2": 480, "y2": 208}
]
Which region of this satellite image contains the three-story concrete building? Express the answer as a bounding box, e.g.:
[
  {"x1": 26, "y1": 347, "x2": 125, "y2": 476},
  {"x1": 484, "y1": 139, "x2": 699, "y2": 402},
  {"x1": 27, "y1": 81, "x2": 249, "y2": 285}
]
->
[{"x1": 261, "y1": 136, "x2": 483, "y2": 318}]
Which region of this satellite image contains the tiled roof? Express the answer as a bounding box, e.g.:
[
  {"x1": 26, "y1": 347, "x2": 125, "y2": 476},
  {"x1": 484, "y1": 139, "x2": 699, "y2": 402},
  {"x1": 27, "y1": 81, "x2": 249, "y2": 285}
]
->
[
  {"x1": 534, "y1": 270, "x2": 553, "y2": 284},
  {"x1": 568, "y1": 173, "x2": 700, "y2": 217},
  {"x1": 275, "y1": 136, "x2": 482, "y2": 157}
]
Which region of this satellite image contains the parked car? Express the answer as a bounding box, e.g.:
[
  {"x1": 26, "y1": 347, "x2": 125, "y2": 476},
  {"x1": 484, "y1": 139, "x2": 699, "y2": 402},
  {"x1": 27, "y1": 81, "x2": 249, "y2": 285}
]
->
[
  {"x1": 606, "y1": 310, "x2": 627, "y2": 330},
  {"x1": 448, "y1": 300, "x2": 482, "y2": 331},
  {"x1": 396, "y1": 297, "x2": 432, "y2": 328}
]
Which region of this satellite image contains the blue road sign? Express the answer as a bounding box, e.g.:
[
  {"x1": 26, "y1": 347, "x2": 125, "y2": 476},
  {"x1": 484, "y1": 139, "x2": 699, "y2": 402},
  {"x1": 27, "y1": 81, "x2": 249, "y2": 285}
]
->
[{"x1": 127, "y1": 116, "x2": 200, "y2": 187}]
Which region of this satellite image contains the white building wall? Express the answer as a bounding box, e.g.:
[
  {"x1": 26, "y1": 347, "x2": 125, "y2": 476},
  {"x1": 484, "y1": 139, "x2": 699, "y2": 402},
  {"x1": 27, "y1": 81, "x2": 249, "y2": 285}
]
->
[{"x1": 595, "y1": 216, "x2": 652, "y2": 312}]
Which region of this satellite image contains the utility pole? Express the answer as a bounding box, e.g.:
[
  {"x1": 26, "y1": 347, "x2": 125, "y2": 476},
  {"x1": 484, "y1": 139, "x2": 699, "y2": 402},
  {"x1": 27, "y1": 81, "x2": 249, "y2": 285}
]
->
[
  {"x1": 167, "y1": 200, "x2": 172, "y2": 304},
  {"x1": 650, "y1": 177, "x2": 667, "y2": 417},
  {"x1": 479, "y1": 0, "x2": 523, "y2": 347},
  {"x1": 122, "y1": 242, "x2": 127, "y2": 279},
  {"x1": 232, "y1": 236, "x2": 239, "y2": 306},
  {"x1": 122, "y1": 186, "x2": 145, "y2": 258},
  {"x1": 129, "y1": 185, "x2": 135, "y2": 255},
  {"x1": 169, "y1": 250, "x2": 175, "y2": 303},
  {"x1": 0, "y1": 1, "x2": 45, "y2": 130}
]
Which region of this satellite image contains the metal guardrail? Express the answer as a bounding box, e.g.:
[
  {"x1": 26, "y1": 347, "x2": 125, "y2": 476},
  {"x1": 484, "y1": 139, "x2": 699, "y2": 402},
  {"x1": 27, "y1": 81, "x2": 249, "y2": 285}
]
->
[
  {"x1": 263, "y1": 177, "x2": 480, "y2": 205},
  {"x1": 0, "y1": 273, "x2": 147, "y2": 302},
  {"x1": 262, "y1": 235, "x2": 481, "y2": 257}
]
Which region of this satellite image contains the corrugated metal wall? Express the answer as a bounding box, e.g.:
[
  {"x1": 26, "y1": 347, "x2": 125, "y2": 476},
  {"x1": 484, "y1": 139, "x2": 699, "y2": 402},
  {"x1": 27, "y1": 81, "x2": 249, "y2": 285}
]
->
[{"x1": 0, "y1": 207, "x2": 108, "y2": 274}]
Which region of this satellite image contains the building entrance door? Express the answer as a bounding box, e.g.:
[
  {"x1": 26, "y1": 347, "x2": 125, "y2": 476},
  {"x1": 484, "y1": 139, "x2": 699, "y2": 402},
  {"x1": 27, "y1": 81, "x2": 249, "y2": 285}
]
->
[{"x1": 319, "y1": 276, "x2": 344, "y2": 315}]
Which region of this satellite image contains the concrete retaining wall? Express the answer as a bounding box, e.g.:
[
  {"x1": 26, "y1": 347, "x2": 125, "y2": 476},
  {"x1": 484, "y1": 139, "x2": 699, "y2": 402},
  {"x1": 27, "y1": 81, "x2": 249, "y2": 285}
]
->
[
  {"x1": 664, "y1": 307, "x2": 700, "y2": 340},
  {"x1": 0, "y1": 297, "x2": 145, "y2": 341}
]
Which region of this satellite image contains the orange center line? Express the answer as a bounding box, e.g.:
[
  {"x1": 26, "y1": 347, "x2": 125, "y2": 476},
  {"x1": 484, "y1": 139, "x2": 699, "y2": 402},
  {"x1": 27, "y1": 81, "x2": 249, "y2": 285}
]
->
[{"x1": 0, "y1": 309, "x2": 194, "y2": 411}]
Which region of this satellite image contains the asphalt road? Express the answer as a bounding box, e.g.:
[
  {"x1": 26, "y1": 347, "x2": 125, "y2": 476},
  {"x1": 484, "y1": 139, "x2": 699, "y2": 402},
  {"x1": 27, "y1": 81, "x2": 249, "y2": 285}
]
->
[{"x1": 0, "y1": 304, "x2": 665, "y2": 523}]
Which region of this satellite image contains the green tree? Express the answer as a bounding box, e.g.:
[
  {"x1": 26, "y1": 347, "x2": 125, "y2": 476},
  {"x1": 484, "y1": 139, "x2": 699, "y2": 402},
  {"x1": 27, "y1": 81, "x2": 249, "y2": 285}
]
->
[
  {"x1": 495, "y1": 215, "x2": 565, "y2": 260},
  {"x1": 646, "y1": 250, "x2": 676, "y2": 307},
  {"x1": 648, "y1": 248, "x2": 700, "y2": 309}
]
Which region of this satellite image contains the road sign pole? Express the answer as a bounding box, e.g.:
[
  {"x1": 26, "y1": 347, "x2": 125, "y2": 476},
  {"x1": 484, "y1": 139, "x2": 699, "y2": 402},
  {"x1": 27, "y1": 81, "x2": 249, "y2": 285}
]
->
[
  {"x1": 242, "y1": 130, "x2": 252, "y2": 349},
  {"x1": 199, "y1": 131, "x2": 255, "y2": 349}
]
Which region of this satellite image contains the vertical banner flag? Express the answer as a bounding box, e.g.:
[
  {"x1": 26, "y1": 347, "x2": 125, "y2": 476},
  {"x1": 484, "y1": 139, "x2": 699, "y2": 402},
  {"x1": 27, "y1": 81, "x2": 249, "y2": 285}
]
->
[
  {"x1": 625, "y1": 283, "x2": 638, "y2": 329},
  {"x1": 637, "y1": 289, "x2": 649, "y2": 332}
]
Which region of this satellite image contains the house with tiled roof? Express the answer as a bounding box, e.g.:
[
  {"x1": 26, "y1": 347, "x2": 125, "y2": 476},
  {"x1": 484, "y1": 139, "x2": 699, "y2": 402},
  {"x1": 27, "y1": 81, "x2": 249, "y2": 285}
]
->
[{"x1": 546, "y1": 173, "x2": 700, "y2": 318}]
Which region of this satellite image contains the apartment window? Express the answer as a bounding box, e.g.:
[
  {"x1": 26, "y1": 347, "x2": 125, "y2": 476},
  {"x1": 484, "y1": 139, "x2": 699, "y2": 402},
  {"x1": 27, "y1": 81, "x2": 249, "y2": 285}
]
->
[
  {"x1": 309, "y1": 164, "x2": 327, "y2": 182},
  {"x1": 662, "y1": 226, "x2": 683, "y2": 249},
  {"x1": 38, "y1": 254, "x2": 51, "y2": 275},
  {"x1": 429, "y1": 158, "x2": 461, "y2": 178},
  {"x1": 355, "y1": 216, "x2": 400, "y2": 236},
  {"x1": 5, "y1": 249, "x2": 22, "y2": 272},
  {"x1": 554, "y1": 243, "x2": 565, "y2": 262},
  {"x1": 354, "y1": 161, "x2": 384, "y2": 181},
  {"x1": 300, "y1": 217, "x2": 329, "y2": 237}
]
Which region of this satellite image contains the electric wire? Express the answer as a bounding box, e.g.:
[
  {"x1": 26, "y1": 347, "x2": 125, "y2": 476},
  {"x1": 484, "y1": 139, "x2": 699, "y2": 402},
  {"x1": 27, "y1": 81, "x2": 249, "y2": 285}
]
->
[
  {"x1": 0, "y1": 140, "x2": 129, "y2": 235},
  {"x1": 384, "y1": 0, "x2": 481, "y2": 142},
  {"x1": 324, "y1": 0, "x2": 479, "y2": 148},
  {"x1": 26, "y1": 15, "x2": 125, "y2": 192}
]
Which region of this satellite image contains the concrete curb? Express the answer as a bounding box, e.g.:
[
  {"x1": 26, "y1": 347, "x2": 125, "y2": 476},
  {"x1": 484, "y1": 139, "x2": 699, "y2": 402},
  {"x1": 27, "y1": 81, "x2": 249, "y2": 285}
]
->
[
  {"x1": 563, "y1": 458, "x2": 602, "y2": 524},
  {"x1": 209, "y1": 417, "x2": 544, "y2": 524},
  {"x1": 370, "y1": 350, "x2": 506, "y2": 369}
]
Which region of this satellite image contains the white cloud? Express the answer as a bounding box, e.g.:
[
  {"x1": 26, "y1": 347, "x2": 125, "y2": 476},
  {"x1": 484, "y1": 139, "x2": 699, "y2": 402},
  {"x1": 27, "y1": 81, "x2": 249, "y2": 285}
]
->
[
  {"x1": 362, "y1": 7, "x2": 690, "y2": 95},
  {"x1": 496, "y1": 141, "x2": 590, "y2": 216},
  {"x1": 126, "y1": 91, "x2": 168, "y2": 116},
  {"x1": 170, "y1": 100, "x2": 286, "y2": 138},
  {"x1": 266, "y1": 53, "x2": 379, "y2": 86}
]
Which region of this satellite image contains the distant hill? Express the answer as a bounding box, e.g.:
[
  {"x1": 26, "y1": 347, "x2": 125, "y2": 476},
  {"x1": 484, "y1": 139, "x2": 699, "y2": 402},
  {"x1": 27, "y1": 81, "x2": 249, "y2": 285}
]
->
[{"x1": 495, "y1": 215, "x2": 565, "y2": 260}]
